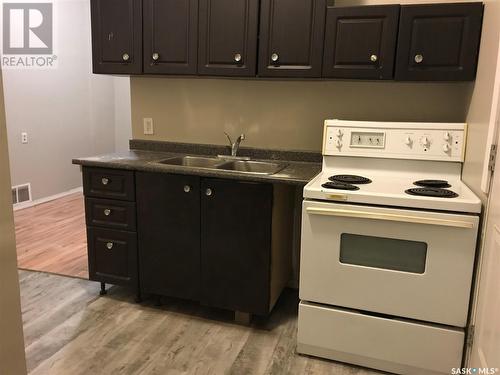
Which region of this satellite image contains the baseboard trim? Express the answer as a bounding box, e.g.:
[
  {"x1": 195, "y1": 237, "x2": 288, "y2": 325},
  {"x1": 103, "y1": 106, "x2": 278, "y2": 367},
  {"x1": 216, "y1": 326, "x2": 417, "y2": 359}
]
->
[{"x1": 14, "y1": 187, "x2": 83, "y2": 211}]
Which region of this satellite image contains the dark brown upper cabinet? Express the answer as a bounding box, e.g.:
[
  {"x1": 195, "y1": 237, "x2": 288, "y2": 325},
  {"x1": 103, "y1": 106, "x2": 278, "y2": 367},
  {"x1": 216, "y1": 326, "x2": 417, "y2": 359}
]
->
[
  {"x1": 322, "y1": 5, "x2": 400, "y2": 80},
  {"x1": 258, "y1": 0, "x2": 327, "y2": 78},
  {"x1": 198, "y1": 0, "x2": 259, "y2": 76},
  {"x1": 90, "y1": 0, "x2": 142, "y2": 74},
  {"x1": 395, "y1": 2, "x2": 483, "y2": 81},
  {"x1": 143, "y1": 0, "x2": 198, "y2": 74}
]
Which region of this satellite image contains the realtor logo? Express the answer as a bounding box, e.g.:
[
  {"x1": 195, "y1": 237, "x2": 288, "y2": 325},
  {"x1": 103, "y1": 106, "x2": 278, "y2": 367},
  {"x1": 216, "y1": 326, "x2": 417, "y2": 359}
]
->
[{"x1": 2, "y1": 2, "x2": 57, "y2": 68}]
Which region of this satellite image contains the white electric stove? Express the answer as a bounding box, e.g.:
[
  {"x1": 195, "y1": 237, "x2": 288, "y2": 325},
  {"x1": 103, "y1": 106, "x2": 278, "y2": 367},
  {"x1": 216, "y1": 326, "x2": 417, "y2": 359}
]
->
[{"x1": 297, "y1": 120, "x2": 481, "y2": 375}]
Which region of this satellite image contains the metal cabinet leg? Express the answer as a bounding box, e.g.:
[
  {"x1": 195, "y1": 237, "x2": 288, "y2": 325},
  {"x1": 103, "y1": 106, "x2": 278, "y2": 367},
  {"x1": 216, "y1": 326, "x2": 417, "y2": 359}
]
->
[
  {"x1": 135, "y1": 291, "x2": 142, "y2": 303},
  {"x1": 235, "y1": 311, "x2": 251, "y2": 325},
  {"x1": 99, "y1": 282, "x2": 107, "y2": 295}
]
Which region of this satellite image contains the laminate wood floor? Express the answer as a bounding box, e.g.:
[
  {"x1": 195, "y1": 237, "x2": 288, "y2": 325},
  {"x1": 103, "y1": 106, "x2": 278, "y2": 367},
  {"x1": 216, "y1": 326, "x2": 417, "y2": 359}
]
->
[
  {"x1": 15, "y1": 193, "x2": 88, "y2": 278},
  {"x1": 20, "y1": 270, "x2": 383, "y2": 375}
]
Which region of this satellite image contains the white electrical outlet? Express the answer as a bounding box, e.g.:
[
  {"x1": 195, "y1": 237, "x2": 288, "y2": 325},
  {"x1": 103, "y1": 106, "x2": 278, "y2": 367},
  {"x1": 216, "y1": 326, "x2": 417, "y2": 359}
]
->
[
  {"x1": 143, "y1": 118, "x2": 154, "y2": 135},
  {"x1": 21, "y1": 132, "x2": 28, "y2": 144}
]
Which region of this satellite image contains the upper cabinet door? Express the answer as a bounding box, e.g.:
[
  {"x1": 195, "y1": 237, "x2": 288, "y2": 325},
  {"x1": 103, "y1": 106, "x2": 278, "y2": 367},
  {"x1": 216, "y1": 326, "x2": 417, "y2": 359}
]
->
[
  {"x1": 322, "y1": 5, "x2": 399, "y2": 80},
  {"x1": 198, "y1": 0, "x2": 259, "y2": 76},
  {"x1": 395, "y1": 3, "x2": 483, "y2": 81},
  {"x1": 91, "y1": 0, "x2": 142, "y2": 74},
  {"x1": 258, "y1": 0, "x2": 327, "y2": 78},
  {"x1": 143, "y1": 0, "x2": 198, "y2": 75}
]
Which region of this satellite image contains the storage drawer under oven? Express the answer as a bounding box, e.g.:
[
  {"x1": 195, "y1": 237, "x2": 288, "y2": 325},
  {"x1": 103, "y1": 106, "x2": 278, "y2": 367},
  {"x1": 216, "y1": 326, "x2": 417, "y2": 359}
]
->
[
  {"x1": 297, "y1": 301, "x2": 464, "y2": 375},
  {"x1": 300, "y1": 200, "x2": 479, "y2": 327},
  {"x1": 85, "y1": 198, "x2": 136, "y2": 231}
]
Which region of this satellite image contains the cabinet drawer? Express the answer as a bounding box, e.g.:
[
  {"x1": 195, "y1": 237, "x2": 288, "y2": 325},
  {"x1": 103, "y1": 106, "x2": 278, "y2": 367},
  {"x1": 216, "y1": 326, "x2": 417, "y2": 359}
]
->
[
  {"x1": 85, "y1": 198, "x2": 136, "y2": 231},
  {"x1": 87, "y1": 227, "x2": 138, "y2": 287},
  {"x1": 297, "y1": 302, "x2": 464, "y2": 375},
  {"x1": 83, "y1": 167, "x2": 135, "y2": 201}
]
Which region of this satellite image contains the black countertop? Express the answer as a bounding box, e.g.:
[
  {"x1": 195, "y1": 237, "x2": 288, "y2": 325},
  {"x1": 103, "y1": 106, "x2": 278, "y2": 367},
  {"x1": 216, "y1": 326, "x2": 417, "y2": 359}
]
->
[{"x1": 72, "y1": 141, "x2": 322, "y2": 186}]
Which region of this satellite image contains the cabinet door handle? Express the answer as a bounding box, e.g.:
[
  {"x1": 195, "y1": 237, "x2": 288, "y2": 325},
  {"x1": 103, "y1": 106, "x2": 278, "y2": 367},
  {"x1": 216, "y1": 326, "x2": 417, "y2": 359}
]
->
[
  {"x1": 414, "y1": 54, "x2": 424, "y2": 64},
  {"x1": 184, "y1": 185, "x2": 191, "y2": 193},
  {"x1": 104, "y1": 209, "x2": 111, "y2": 216},
  {"x1": 234, "y1": 53, "x2": 242, "y2": 62},
  {"x1": 106, "y1": 242, "x2": 114, "y2": 250},
  {"x1": 101, "y1": 177, "x2": 109, "y2": 185},
  {"x1": 271, "y1": 53, "x2": 279, "y2": 62},
  {"x1": 370, "y1": 54, "x2": 378, "y2": 62},
  {"x1": 152, "y1": 52, "x2": 159, "y2": 61},
  {"x1": 122, "y1": 53, "x2": 130, "y2": 62},
  {"x1": 205, "y1": 188, "x2": 213, "y2": 196}
]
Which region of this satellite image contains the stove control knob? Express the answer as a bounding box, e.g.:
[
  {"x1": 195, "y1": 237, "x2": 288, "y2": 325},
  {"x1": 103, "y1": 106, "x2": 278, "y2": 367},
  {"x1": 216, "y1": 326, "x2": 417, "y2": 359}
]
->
[
  {"x1": 335, "y1": 139, "x2": 343, "y2": 149},
  {"x1": 443, "y1": 143, "x2": 451, "y2": 153},
  {"x1": 420, "y1": 137, "x2": 430, "y2": 147},
  {"x1": 336, "y1": 129, "x2": 344, "y2": 138},
  {"x1": 404, "y1": 136, "x2": 413, "y2": 146},
  {"x1": 443, "y1": 132, "x2": 451, "y2": 142}
]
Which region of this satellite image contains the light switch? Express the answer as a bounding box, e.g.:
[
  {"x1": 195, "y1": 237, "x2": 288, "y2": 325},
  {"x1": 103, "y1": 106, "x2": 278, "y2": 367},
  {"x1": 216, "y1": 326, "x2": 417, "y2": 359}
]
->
[
  {"x1": 143, "y1": 118, "x2": 154, "y2": 135},
  {"x1": 21, "y1": 132, "x2": 28, "y2": 144}
]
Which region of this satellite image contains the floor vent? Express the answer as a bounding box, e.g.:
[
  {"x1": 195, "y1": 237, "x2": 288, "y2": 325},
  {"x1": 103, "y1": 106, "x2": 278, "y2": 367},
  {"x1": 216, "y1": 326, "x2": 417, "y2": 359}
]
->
[{"x1": 12, "y1": 183, "x2": 32, "y2": 205}]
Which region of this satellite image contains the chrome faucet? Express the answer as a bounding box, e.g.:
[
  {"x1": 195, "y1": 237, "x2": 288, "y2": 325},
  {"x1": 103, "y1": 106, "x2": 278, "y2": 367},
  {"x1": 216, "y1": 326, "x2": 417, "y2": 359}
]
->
[{"x1": 224, "y1": 132, "x2": 245, "y2": 157}]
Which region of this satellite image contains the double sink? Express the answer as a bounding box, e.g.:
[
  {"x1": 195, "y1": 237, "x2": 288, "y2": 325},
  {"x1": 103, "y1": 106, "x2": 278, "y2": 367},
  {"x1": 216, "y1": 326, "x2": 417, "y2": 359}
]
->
[{"x1": 153, "y1": 155, "x2": 288, "y2": 175}]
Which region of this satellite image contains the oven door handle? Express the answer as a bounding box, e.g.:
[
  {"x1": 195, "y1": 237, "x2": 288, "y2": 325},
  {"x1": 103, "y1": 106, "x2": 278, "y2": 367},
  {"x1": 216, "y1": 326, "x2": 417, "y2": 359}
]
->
[{"x1": 306, "y1": 207, "x2": 475, "y2": 229}]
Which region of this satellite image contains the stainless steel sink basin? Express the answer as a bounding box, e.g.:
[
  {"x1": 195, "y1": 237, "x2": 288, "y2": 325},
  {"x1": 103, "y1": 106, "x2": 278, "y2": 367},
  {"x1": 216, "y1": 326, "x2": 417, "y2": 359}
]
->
[
  {"x1": 157, "y1": 156, "x2": 226, "y2": 169},
  {"x1": 155, "y1": 156, "x2": 288, "y2": 175},
  {"x1": 219, "y1": 160, "x2": 287, "y2": 175}
]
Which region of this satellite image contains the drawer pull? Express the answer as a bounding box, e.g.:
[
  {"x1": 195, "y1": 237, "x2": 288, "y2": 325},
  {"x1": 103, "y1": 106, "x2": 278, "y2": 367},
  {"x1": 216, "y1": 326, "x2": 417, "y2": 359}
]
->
[
  {"x1": 184, "y1": 185, "x2": 191, "y2": 193},
  {"x1": 205, "y1": 188, "x2": 213, "y2": 196},
  {"x1": 101, "y1": 177, "x2": 109, "y2": 185},
  {"x1": 103, "y1": 209, "x2": 111, "y2": 216},
  {"x1": 370, "y1": 54, "x2": 378, "y2": 62},
  {"x1": 415, "y1": 54, "x2": 424, "y2": 64},
  {"x1": 106, "y1": 242, "x2": 114, "y2": 250}
]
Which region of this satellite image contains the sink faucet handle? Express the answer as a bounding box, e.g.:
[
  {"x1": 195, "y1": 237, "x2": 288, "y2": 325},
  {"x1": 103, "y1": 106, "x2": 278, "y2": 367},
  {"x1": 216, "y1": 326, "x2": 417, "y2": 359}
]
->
[
  {"x1": 238, "y1": 133, "x2": 245, "y2": 142},
  {"x1": 224, "y1": 132, "x2": 233, "y2": 146}
]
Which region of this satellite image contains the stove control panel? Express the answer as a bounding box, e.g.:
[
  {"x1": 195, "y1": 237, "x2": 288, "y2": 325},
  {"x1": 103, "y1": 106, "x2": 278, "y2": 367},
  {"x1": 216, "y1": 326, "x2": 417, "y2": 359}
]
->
[{"x1": 323, "y1": 120, "x2": 467, "y2": 162}]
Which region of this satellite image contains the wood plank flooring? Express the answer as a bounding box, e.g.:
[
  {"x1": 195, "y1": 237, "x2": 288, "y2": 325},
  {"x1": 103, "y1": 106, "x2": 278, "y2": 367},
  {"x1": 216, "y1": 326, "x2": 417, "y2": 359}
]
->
[
  {"x1": 15, "y1": 193, "x2": 88, "y2": 278},
  {"x1": 20, "y1": 270, "x2": 383, "y2": 375}
]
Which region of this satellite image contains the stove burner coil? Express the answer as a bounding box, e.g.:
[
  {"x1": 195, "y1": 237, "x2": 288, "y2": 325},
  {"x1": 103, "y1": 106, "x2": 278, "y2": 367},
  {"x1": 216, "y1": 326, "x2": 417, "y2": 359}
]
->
[
  {"x1": 322, "y1": 181, "x2": 360, "y2": 191},
  {"x1": 405, "y1": 187, "x2": 458, "y2": 198},
  {"x1": 414, "y1": 180, "x2": 451, "y2": 188},
  {"x1": 329, "y1": 175, "x2": 372, "y2": 184}
]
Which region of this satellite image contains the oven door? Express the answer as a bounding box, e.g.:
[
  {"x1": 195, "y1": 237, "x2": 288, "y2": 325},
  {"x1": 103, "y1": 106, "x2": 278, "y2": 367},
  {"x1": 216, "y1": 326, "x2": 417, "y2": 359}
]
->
[{"x1": 300, "y1": 200, "x2": 479, "y2": 327}]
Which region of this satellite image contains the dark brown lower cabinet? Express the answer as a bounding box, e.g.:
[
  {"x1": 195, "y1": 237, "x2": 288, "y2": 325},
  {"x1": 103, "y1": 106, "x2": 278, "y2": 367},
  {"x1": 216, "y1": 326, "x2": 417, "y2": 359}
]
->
[
  {"x1": 136, "y1": 172, "x2": 201, "y2": 300},
  {"x1": 87, "y1": 227, "x2": 138, "y2": 288},
  {"x1": 135, "y1": 172, "x2": 294, "y2": 316},
  {"x1": 82, "y1": 166, "x2": 294, "y2": 317},
  {"x1": 201, "y1": 179, "x2": 294, "y2": 315}
]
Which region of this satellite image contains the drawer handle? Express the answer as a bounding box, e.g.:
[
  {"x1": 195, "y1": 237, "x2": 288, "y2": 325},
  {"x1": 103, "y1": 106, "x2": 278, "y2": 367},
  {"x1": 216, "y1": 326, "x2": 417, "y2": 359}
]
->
[
  {"x1": 101, "y1": 177, "x2": 109, "y2": 185},
  {"x1": 415, "y1": 54, "x2": 424, "y2": 64},
  {"x1": 370, "y1": 54, "x2": 378, "y2": 62},
  {"x1": 106, "y1": 242, "x2": 114, "y2": 250},
  {"x1": 122, "y1": 53, "x2": 130, "y2": 62},
  {"x1": 104, "y1": 209, "x2": 111, "y2": 216},
  {"x1": 184, "y1": 185, "x2": 191, "y2": 193},
  {"x1": 234, "y1": 53, "x2": 242, "y2": 62},
  {"x1": 205, "y1": 188, "x2": 213, "y2": 196}
]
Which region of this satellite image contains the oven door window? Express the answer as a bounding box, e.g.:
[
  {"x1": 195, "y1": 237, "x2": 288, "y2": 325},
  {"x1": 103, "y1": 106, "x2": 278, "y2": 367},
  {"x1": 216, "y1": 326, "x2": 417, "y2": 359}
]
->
[{"x1": 340, "y1": 233, "x2": 427, "y2": 274}]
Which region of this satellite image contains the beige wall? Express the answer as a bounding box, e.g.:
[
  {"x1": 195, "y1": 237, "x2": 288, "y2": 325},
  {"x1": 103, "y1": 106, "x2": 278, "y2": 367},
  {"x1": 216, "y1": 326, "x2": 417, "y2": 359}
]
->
[
  {"x1": 0, "y1": 74, "x2": 27, "y2": 373},
  {"x1": 130, "y1": 0, "x2": 483, "y2": 152},
  {"x1": 131, "y1": 78, "x2": 472, "y2": 151},
  {"x1": 462, "y1": 0, "x2": 500, "y2": 203}
]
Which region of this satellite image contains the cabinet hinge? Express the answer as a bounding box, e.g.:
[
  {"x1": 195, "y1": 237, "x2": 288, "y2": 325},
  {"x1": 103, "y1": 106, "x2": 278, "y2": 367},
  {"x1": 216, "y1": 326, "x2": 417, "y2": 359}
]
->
[
  {"x1": 466, "y1": 325, "x2": 475, "y2": 347},
  {"x1": 488, "y1": 144, "x2": 497, "y2": 172}
]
